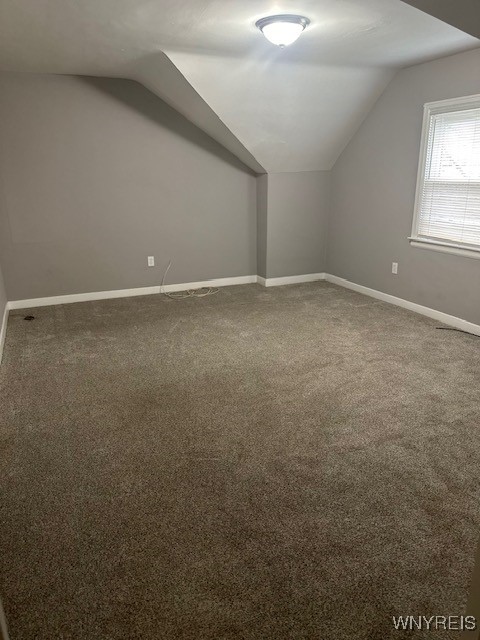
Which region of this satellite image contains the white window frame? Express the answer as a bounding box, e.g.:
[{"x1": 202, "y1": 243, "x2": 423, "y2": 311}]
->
[{"x1": 409, "y1": 94, "x2": 480, "y2": 260}]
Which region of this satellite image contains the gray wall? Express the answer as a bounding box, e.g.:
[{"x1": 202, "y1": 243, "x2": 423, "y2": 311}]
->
[
  {"x1": 266, "y1": 172, "x2": 330, "y2": 278},
  {"x1": 256, "y1": 174, "x2": 268, "y2": 279},
  {"x1": 0, "y1": 73, "x2": 257, "y2": 301},
  {"x1": 0, "y1": 182, "x2": 7, "y2": 323},
  {"x1": 0, "y1": 260, "x2": 6, "y2": 321},
  {"x1": 327, "y1": 47, "x2": 480, "y2": 325}
]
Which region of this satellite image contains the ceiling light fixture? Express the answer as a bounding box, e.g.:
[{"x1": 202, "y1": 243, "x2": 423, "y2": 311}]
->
[{"x1": 255, "y1": 14, "x2": 310, "y2": 48}]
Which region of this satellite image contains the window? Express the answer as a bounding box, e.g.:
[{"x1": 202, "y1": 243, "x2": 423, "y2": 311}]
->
[{"x1": 410, "y1": 94, "x2": 480, "y2": 259}]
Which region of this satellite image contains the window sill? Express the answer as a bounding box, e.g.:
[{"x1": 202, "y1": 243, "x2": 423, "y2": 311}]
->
[{"x1": 409, "y1": 237, "x2": 480, "y2": 260}]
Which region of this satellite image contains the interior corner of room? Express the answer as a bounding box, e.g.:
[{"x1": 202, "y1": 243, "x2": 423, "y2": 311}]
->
[
  {"x1": 0, "y1": 1, "x2": 480, "y2": 638},
  {"x1": 2, "y1": 46, "x2": 480, "y2": 356}
]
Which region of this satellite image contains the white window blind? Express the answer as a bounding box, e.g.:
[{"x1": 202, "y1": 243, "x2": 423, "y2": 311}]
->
[{"x1": 412, "y1": 95, "x2": 480, "y2": 256}]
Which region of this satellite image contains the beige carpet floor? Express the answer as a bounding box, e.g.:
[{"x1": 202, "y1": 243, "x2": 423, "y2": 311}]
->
[{"x1": 0, "y1": 282, "x2": 479, "y2": 639}]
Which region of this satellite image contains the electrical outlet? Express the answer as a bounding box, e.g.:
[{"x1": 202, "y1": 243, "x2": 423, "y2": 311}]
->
[
  {"x1": 392, "y1": 262, "x2": 398, "y2": 275},
  {"x1": 148, "y1": 256, "x2": 155, "y2": 267}
]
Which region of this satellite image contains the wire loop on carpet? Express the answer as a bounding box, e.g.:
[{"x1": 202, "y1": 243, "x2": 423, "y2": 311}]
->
[{"x1": 161, "y1": 260, "x2": 219, "y2": 300}]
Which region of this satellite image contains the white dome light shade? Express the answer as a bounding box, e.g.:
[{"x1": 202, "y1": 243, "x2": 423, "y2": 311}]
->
[{"x1": 256, "y1": 15, "x2": 310, "y2": 47}]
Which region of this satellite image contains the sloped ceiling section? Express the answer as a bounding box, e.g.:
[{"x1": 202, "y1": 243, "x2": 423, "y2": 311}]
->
[
  {"x1": 401, "y1": 0, "x2": 480, "y2": 39},
  {"x1": 0, "y1": 0, "x2": 478, "y2": 173},
  {"x1": 136, "y1": 53, "x2": 266, "y2": 174},
  {"x1": 165, "y1": 52, "x2": 394, "y2": 172}
]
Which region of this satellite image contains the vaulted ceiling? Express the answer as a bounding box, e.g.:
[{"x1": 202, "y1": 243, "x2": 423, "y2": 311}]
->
[{"x1": 0, "y1": 0, "x2": 478, "y2": 173}]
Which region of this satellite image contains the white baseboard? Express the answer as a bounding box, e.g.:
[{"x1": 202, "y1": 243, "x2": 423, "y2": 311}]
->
[
  {"x1": 0, "y1": 304, "x2": 8, "y2": 364},
  {"x1": 258, "y1": 273, "x2": 326, "y2": 287},
  {"x1": 7, "y1": 275, "x2": 258, "y2": 310},
  {"x1": 4, "y1": 273, "x2": 479, "y2": 357},
  {"x1": 325, "y1": 273, "x2": 480, "y2": 336}
]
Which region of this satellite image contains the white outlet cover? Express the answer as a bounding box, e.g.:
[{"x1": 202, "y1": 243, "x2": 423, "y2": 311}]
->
[{"x1": 148, "y1": 256, "x2": 155, "y2": 267}]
